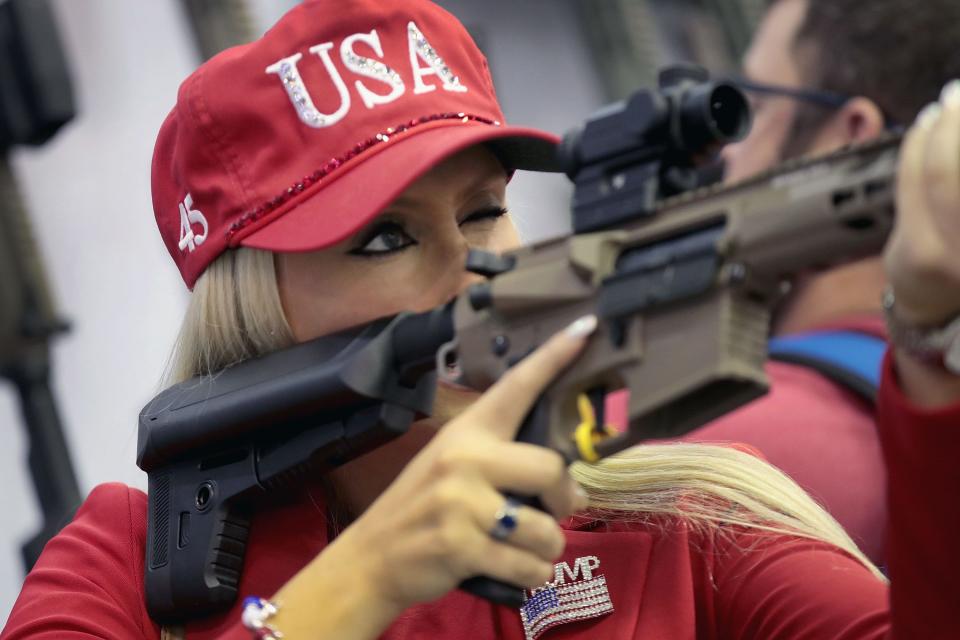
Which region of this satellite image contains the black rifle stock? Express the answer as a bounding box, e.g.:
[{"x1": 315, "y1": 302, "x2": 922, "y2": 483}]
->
[
  {"x1": 138, "y1": 308, "x2": 453, "y2": 618},
  {"x1": 137, "y1": 66, "x2": 899, "y2": 620}
]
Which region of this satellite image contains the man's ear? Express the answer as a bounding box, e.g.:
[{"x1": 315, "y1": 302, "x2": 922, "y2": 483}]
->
[{"x1": 834, "y1": 96, "x2": 887, "y2": 144}]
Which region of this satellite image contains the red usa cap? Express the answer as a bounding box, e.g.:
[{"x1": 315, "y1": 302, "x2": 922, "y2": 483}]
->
[{"x1": 151, "y1": 0, "x2": 561, "y2": 289}]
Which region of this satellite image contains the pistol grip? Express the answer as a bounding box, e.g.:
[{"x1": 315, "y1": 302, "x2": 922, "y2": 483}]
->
[
  {"x1": 458, "y1": 399, "x2": 562, "y2": 607},
  {"x1": 460, "y1": 574, "x2": 526, "y2": 607}
]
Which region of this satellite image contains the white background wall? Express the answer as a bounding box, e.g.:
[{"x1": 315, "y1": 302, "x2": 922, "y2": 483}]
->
[{"x1": 0, "y1": 0, "x2": 605, "y2": 626}]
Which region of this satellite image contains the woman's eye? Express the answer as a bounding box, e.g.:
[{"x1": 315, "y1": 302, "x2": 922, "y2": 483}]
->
[
  {"x1": 460, "y1": 206, "x2": 508, "y2": 225},
  {"x1": 350, "y1": 223, "x2": 415, "y2": 256}
]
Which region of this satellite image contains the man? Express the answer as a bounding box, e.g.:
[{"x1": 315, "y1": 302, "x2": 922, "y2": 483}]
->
[{"x1": 683, "y1": 0, "x2": 960, "y2": 565}]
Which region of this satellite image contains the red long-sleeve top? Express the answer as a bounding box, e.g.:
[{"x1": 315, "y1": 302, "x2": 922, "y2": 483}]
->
[{"x1": 2, "y1": 352, "x2": 957, "y2": 639}]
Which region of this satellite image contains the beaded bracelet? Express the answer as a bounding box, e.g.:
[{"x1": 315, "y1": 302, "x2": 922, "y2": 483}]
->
[{"x1": 241, "y1": 597, "x2": 283, "y2": 639}]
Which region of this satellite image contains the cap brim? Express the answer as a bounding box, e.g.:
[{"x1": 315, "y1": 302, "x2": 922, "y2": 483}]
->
[{"x1": 239, "y1": 123, "x2": 561, "y2": 253}]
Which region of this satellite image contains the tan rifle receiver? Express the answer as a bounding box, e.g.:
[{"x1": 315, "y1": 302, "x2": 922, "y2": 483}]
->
[{"x1": 444, "y1": 133, "x2": 900, "y2": 462}]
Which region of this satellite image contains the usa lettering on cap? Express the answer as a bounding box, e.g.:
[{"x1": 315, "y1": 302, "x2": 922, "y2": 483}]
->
[{"x1": 265, "y1": 21, "x2": 468, "y2": 129}]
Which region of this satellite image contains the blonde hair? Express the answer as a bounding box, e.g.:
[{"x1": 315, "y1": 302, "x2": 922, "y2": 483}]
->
[
  {"x1": 571, "y1": 446, "x2": 883, "y2": 577},
  {"x1": 167, "y1": 248, "x2": 295, "y2": 384},
  {"x1": 169, "y1": 248, "x2": 885, "y2": 581}
]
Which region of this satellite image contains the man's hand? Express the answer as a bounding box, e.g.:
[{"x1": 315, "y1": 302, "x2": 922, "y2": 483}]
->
[
  {"x1": 885, "y1": 80, "x2": 960, "y2": 326},
  {"x1": 884, "y1": 80, "x2": 960, "y2": 407}
]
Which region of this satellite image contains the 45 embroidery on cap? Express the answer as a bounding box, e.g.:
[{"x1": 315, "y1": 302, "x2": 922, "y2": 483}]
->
[
  {"x1": 520, "y1": 555, "x2": 614, "y2": 640},
  {"x1": 177, "y1": 193, "x2": 208, "y2": 253},
  {"x1": 266, "y1": 21, "x2": 468, "y2": 128}
]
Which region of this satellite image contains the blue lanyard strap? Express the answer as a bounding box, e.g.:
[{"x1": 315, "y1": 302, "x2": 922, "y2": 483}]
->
[{"x1": 768, "y1": 331, "x2": 887, "y2": 404}]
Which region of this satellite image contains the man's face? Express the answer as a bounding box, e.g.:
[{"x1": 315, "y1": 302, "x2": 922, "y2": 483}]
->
[{"x1": 722, "y1": 0, "x2": 809, "y2": 183}]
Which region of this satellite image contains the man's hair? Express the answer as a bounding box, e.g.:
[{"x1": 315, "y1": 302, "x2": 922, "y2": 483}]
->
[
  {"x1": 795, "y1": 0, "x2": 960, "y2": 122},
  {"x1": 770, "y1": 0, "x2": 960, "y2": 154}
]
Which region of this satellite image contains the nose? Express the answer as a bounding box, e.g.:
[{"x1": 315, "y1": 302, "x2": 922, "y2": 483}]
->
[
  {"x1": 413, "y1": 231, "x2": 478, "y2": 311},
  {"x1": 447, "y1": 236, "x2": 487, "y2": 298}
]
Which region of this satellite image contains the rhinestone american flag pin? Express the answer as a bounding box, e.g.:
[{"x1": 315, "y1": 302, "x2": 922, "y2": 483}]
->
[{"x1": 519, "y1": 555, "x2": 614, "y2": 640}]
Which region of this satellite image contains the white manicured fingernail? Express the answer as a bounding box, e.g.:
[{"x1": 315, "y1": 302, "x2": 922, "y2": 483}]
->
[
  {"x1": 565, "y1": 314, "x2": 598, "y2": 339},
  {"x1": 917, "y1": 102, "x2": 942, "y2": 128},
  {"x1": 941, "y1": 79, "x2": 960, "y2": 107}
]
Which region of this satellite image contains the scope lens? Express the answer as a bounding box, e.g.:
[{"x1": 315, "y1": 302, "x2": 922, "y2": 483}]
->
[{"x1": 708, "y1": 85, "x2": 751, "y2": 141}]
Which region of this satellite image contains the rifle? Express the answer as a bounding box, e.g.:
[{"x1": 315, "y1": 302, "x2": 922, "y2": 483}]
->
[
  {"x1": 179, "y1": 0, "x2": 256, "y2": 62},
  {"x1": 136, "y1": 67, "x2": 898, "y2": 622},
  {"x1": 0, "y1": 0, "x2": 80, "y2": 572}
]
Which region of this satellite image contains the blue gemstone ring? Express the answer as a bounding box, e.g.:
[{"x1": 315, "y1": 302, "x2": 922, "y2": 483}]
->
[{"x1": 490, "y1": 497, "x2": 522, "y2": 541}]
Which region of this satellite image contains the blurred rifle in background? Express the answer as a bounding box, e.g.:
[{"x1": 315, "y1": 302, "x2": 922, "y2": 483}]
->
[
  {"x1": 577, "y1": 0, "x2": 764, "y2": 101},
  {"x1": 179, "y1": 0, "x2": 256, "y2": 62},
  {"x1": 0, "y1": 0, "x2": 257, "y2": 574},
  {"x1": 0, "y1": 0, "x2": 78, "y2": 571}
]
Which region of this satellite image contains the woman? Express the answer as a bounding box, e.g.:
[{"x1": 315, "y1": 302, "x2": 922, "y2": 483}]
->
[{"x1": 3, "y1": 1, "x2": 959, "y2": 638}]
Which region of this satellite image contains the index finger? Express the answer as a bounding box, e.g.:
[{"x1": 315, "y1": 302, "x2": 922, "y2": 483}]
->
[
  {"x1": 464, "y1": 314, "x2": 597, "y2": 439},
  {"x1": 923, "y1": 81, "x2": 960, "y2": 217},
  {"x1": 896, "y1": 101, "x2": 940, "y2": 220}
]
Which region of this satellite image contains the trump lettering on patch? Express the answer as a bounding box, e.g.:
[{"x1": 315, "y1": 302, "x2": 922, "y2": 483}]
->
[{"x1": 519, "y1": 555, "x2": 614, "y2": 640}]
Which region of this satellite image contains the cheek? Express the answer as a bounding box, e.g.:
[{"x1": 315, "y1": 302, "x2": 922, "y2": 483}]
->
[
  {"x1": 724, "y1": 111, "x2": 790, "y2": 181},
  {"x1": 281, "y1": 255, "x2": 450, "y2": 341},
  {"x1": 492, "y1": 220, "x2": 522, "y2": 252},
  {"x1": 758, "y1": 105, "x2": 799, "y2": 150},
  {"x1": 463, "y1": 216, "x2": 522, "y2": 254},
  {"x1": 279, "y1": 257, "x2": 400, "y2": 341}
]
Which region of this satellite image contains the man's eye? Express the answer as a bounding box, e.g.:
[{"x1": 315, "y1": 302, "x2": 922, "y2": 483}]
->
[
  {"x1": 460, "y1": 206, "x2": 508, "y2": 225},
  {"x1": 350, "y1": 223, "x2": 415, "y2": 256}
]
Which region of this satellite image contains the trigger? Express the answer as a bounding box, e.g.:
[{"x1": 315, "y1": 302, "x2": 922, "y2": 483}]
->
[{"x1": 574, "y1": 392, "x2": 619, "y2": 463}]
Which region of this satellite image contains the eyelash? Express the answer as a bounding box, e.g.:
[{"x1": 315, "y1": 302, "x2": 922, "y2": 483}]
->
[
  {"x1": 349, "y1": 206, "x2": 509, "y2": 257},
  {"x1": 463, "y1": 205, "x2": 509, "y2": 225}
]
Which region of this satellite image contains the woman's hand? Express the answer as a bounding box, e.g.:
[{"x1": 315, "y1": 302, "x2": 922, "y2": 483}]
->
[
  {"x1": 885, "y1": 80, "x2": 960, "y2": 326},
  {"x1": 316, "y1": 316, "x2": 596, "y2": 613}
]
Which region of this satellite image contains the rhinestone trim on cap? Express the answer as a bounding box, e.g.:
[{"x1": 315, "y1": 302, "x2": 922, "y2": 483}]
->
[{"x1": 225, "y1": 112, "x2": 501, "y2": 240}]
